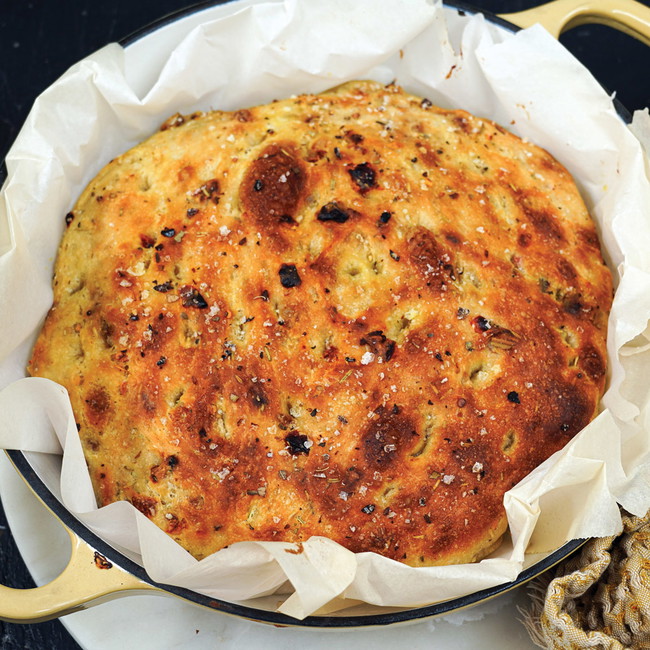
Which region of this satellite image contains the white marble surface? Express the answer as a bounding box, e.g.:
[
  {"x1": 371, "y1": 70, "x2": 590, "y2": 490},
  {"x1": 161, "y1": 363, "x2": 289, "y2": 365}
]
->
[{"x1": 0, "y1": 453, "x2": 541, "y2": 649}]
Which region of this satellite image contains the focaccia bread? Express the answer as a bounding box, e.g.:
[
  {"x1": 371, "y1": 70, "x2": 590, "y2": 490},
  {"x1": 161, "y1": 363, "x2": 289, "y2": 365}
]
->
[{"x1": 29, "y1": 81, "x2": 613, "y2": 566}]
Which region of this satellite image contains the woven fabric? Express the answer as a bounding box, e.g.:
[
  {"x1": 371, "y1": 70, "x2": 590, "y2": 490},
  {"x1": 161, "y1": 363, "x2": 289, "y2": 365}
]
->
[{"x1": 523, "y1": 510, "x2": 650, "y2": 649}]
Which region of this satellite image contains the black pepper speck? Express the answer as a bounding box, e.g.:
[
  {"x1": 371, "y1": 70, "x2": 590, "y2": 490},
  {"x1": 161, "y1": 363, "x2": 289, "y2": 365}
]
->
[
  {"x1": 317, "y1": 202, "x2": 350, "y2": 223},
  {"x1": 285, "y1": 432, "x2": 310, "y2": 456},
  {"x1": 180, "y1": 286, "x2": 209, "y2": 309},
  {"x1": 348, "y1": 162, "x2": 376, "y2": 191},
  {"x1": 153, "y1": 281, "x2": 173, "y2": 293},
  {"x1": 279, "y1": 264, "x2": 302, "y2": 288}
]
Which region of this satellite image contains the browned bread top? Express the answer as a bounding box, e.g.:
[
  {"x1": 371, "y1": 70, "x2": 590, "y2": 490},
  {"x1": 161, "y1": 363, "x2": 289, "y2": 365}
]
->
[{"x1": 29, "y1": 81, "x2": 612, "y2": 566}]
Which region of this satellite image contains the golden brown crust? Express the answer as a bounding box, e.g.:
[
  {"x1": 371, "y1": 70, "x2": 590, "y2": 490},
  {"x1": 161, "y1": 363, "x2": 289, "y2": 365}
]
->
[{"x1": 29, "y1": 81, "x2": 612, "y2": 566}]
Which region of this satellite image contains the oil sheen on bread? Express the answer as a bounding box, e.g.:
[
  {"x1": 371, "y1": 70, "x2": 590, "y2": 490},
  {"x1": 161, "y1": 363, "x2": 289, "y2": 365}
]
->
[{"x1": 29, "y1": 81, "x2": 612, "y2": 566}]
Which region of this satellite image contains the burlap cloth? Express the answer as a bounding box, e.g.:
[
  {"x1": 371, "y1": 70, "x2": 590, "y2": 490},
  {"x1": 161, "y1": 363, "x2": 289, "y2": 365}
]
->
[{"x1": 522, "y1": 509, "x2": 650, "y2": 649}]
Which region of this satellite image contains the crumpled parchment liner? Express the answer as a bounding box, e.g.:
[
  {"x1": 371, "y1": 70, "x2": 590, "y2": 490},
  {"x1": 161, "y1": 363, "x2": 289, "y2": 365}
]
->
[{"x1": 1, "y1": 0, "x2": 649, "y2": 620}]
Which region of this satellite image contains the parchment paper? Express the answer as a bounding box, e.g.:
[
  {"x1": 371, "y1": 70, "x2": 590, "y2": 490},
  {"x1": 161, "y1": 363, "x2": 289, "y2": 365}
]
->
[{"x1": 1, "y1": 0, "x2": 649, "y2": 620}]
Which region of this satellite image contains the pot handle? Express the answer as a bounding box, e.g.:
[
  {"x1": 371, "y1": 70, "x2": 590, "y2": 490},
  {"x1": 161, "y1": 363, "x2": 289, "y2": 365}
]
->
[
  {"x1": 501, "y1": 0, "x2": 650, "y2": 46},
  {"x1": 0, "y1": 526, "x2": 158, "y2": 623}
]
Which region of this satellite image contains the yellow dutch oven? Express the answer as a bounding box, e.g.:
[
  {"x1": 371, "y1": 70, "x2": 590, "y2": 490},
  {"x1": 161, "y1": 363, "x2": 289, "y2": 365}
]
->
[{"x1": 1, "y1": 0, "x2": 649, "y2": 629}]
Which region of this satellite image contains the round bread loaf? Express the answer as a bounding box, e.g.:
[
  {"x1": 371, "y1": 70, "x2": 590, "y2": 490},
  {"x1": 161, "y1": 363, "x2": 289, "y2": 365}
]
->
[{"x1": 29, "y1": 81, "x2": 612, "y2": 565}]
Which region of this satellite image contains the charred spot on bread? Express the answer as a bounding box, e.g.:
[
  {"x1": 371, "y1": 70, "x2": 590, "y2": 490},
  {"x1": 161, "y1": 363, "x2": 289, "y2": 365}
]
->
[{"x1": 241, "y1": 143, "x2": 306, "y2": 225}]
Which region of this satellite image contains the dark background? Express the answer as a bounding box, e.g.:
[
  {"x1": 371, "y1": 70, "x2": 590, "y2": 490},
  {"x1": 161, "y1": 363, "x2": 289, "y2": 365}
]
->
[{"x1": 0, "y1": 1, "x2": 648, "y2": 648}]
